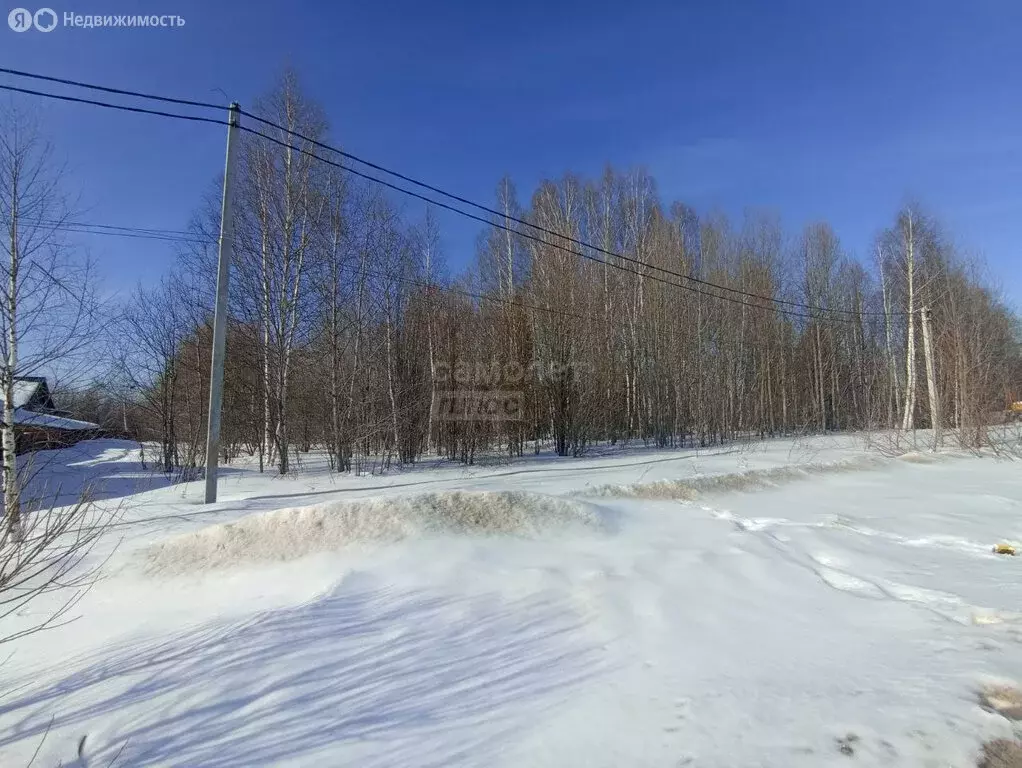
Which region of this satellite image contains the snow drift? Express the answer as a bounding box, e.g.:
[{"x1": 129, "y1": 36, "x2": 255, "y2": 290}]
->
[
  {"x1": 588, "y1": 455, "x2": 891, "y2": 499},
  {"x1": 142, "y1": 490, "x2": 609, "y2": 573}
]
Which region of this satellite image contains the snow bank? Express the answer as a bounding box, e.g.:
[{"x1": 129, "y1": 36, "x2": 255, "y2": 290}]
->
[
  {"x1": 589, "y1": 455, "x2": 891, "y2": 499},
  {"x1": 142, "y1": 491, "x2": 608, "y2": 573}
]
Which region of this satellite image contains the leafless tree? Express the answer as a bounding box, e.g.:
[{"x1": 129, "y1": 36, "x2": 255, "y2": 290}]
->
[
  {"x1": 0, "y1": 104, "x2": 100, "y2": 537},
  {"x1": 119, "y1": 272, "x2": 194, "y2": 473},
  {"x1": 135, "y1": 71, "x2": 1020, "y2": 472},
  {"x1": 235, "y1": 70, "x2": 329, "y2": 475}
]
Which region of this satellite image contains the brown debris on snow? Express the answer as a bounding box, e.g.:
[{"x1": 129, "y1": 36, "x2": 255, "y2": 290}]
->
[
  {"x1": 979, "y1": 683, "x2": 1022, "y2": 721},
  {"x1": 978, "y1": 739, "x2": 1022, "y2": 768}
]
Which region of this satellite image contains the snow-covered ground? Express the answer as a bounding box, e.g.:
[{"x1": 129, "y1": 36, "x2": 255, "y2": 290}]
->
[{"x1": 1, "y1": 436, "x2": 1020, "y2": 766}]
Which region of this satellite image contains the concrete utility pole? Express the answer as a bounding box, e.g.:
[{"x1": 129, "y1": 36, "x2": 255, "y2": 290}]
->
[
  {"x1": 204, "y1": 102, "x2": 241, "y2": 503},
  {"x1": 920, "y1": 305, "x2": 942, "y2": 449}
]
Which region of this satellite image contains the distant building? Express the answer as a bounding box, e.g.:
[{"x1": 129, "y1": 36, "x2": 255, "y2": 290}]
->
[{"x1": 2, "y1": 376, "x2": 101, "y2": 453}]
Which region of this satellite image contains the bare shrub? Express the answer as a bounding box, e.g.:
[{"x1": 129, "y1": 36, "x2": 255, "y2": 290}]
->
[{"x1": 0, "y1": 486, "x2": 116, "y2": 645}]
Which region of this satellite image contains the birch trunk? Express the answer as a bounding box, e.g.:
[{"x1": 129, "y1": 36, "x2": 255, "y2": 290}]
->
[
  {"x1": 815, "y1": 323, "x2": 826, "y2": 431},
  {"x1": 877, "y1": 248, "x2": 901, "y2": 426},
  {"x1": 424, "y1": 230, "x2": 437, "y2": 456},
  {"x1": 920, "y1": 305, "x2": 942, "y2": 447},
  {"x1": 901, "y1": 215, "x2": 917, "y2": 431},
  {"x1": 329, "y1": 229, "x2": 341, "y2": 470},
  {"x1": 2, "y1": 203, "x2": 18, "y2": 536},
  {"x1": 385, "y1": 290, "x2": 400, "y2": 452}
]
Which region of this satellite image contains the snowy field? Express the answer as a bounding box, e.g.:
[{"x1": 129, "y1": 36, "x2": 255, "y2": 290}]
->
[{"x1": 0, "y1": 435, "x2": 1020, "y2": 767}]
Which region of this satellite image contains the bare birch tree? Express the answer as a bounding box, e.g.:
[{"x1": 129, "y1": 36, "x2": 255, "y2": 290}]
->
[
  {"x1": 236, "y1": 71, "x2": 328, "y2": 475},
  {"x1": 0, "y1": 105, "x2": 99, "y2": 536}
]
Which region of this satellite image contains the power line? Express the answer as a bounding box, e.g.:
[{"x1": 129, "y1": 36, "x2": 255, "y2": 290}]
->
[
  {"x1": 0, "y1": 79, "x2": 693, "y2": 321},
  {"x1": 43, "y1": 221, "x2": 217, "y2": 247},
  {"x1": 0, "y1": 72, "x2": 884, "y2": 324},
  {"x1": 238, "y1": 108, "x2": 899, "y2": 318},
  {"x1": 1, "y1": 69, "x2": 890, "y2": 320},
  {"x1": 0, "y1": 83, "x2": 227, "y2": 126},
  {"x1": 47, "y1": 219, "x2": 217, "y2": 241},
  {"x1": 239, "y1": 124, "x2": 864, "y2": 324},
  {"x1": 0, "y1": 66, "x2": 223, "y2": 112},
  {"x1": 54, "y1": 217, "x2": 780, "y2": 328},
  {"x1": 35, "y1": 219, "x2": 592, "y2": 322},
  {"x1": 369, "y1": 267, "x2": 592, "y2": 323},
  {"x1": 41, "y1": 218, "x2": 864, "y2": 333},
  {"x1": 52, "y1": 220, "x2": 202, "y2": 238}
]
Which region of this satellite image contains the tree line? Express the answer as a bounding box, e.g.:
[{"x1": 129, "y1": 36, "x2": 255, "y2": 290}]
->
[{"x1": 40, "y1": 71, "x2": 1022, "y2": 476}]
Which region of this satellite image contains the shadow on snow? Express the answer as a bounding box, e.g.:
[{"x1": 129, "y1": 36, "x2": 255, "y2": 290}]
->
[{"x1": 0, "y1": 576, "x2": 602, "y2": 767}]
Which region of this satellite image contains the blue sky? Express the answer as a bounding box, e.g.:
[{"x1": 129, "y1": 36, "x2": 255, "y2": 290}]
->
[{"x1": 5, "y1": 0, "x2": 1022, "y2": 308}]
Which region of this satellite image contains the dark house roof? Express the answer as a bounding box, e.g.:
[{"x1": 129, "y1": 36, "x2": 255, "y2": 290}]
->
[
  {"x1": 2, "y1": 377, "x2": 98, "y2": 431},
  {"x1": 9, "y1": 376, "x2": 57, "y2": 411}
]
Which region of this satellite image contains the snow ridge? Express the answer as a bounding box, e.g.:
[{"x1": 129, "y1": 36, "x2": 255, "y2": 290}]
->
[
  {"x1": 588, "y1": 455, "x2": 891, "y2": 499},
  {"x1": 141, "y1": 490, "x2": 609, "y2": 574}
]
